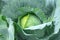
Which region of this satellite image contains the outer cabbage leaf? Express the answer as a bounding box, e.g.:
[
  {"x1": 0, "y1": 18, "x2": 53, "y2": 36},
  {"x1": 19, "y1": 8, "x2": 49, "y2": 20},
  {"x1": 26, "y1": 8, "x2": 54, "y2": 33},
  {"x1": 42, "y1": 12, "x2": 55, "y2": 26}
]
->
[
  {"x1": 2, "y1": 0, "x2": 46, "y2": 20},
  {"x1": 0, "y1": 15, "x2": 8, "y2": 40},
  {"x1": 0, "y1": 15, "x2": 14, "y2": 40},
  {"x1": 13, "y1": 21, "x2": 55, "y2": 40},
  {"x1": 49, "y1": 30, "x2": 60, "y2": 40}
]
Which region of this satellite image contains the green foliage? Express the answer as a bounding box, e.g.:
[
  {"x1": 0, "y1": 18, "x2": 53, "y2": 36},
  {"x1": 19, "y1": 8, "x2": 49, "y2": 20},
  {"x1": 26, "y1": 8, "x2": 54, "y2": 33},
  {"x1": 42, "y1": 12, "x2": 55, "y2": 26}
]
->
[
  {"x1": 0, "y1": 15, "x2": 8, "y2": 40},
  {"x1": 0, "y1": 0, "x2": 60, "y2": 40}
]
